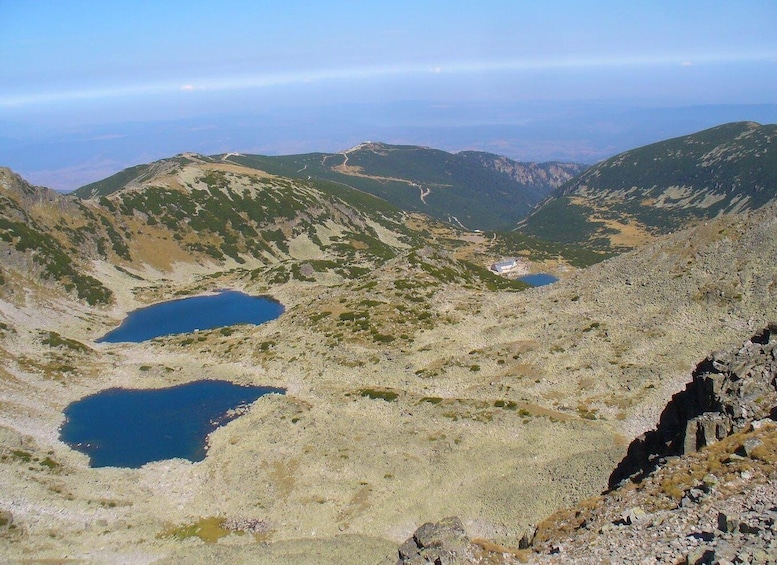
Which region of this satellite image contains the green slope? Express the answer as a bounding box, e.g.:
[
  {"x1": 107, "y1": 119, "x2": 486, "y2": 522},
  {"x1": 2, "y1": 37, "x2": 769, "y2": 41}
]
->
[
  {"x1": 225, "y1": 143, "x2": 584, "y2": 231},
  {"x1": 519, "y1": 121, "x2": 777, "y2": 250},
  {"x1": 73, "y1": 144, "x2": 584, "y2": 231}
]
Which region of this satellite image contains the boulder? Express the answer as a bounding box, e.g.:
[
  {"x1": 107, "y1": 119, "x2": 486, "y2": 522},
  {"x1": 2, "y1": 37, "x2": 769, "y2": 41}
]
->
[{"x1": 397, "y1": 516, "x2": 475, "y2": 565}]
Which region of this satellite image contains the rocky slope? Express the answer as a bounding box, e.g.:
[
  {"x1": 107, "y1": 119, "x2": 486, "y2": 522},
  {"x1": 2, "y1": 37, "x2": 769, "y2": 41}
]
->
[
  {"x1": 519, "y1": 121, "x2": 777, "y2": 253},
  {"x1": 399, "y1": 326, "x2": 777, "y2": 564},
  {"x1": 0, "y1": 161, "x2": 775, "y2": 564},
  {"x1": 0, "y1": 167, "x2": 114, "y2": 305},
  {"x1": 610, "y1": 323, "x2": 777, "y2": 486}
]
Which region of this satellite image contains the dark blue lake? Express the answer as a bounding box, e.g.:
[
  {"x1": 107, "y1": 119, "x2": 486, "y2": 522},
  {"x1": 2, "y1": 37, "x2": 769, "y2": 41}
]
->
[
  {"x1": 519, "y1": 273, "x2": 559, "y2": 287},
  {"x1": 60, "y1": 380, "x2": 285, "y2": 468},
  {"x1": 97, "y1": 290, "x2": 284, "y2": 343}
]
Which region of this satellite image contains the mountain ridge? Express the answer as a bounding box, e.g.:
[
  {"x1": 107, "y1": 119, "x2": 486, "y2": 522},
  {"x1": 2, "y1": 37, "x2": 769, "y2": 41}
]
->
[
  {"x1": 0, "y1": 124, "x2": 776, "y2": 564},
  {"x1": 519, "y1": 121, "x2": 777, "y2": 252},
  {"x1": 74, "y1": 143, "x2": 586, "y2": 231}
]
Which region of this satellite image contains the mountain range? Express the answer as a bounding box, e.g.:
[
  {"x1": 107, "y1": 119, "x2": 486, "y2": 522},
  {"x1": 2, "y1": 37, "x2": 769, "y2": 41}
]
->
[
  {"x1": 75, "y1": 143, "x2": 585, "y2": 232},
  {"x1": 0, "y1": 121, "x2": 775, "y2": 564},
  {"x1": 519, "y1": 121, "x2": 777, "y2": 252}
]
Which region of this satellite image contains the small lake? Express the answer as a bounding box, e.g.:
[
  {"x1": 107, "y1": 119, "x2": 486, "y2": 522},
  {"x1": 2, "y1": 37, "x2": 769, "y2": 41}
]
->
[
  {"x1": 519, "y1": 273, "x2": 559, "y2": 287},
  {"x1": 60, "y1": 380, "x2": 285, "y2": 468},
  {"x1": 97, "y1": 290, "x2": 284, "y2": 343}
]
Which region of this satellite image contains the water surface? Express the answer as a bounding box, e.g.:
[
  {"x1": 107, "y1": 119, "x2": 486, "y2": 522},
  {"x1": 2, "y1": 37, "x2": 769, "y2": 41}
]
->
[
  {"x1": 519, "y1": 273, "x2": 559, "y2": 287},
  {"x1": 97, "y1": 290, "x2": 283, "y2": 343},
  {"x1": 60, "y1": 380, "x2": 284, "y2": 468}
]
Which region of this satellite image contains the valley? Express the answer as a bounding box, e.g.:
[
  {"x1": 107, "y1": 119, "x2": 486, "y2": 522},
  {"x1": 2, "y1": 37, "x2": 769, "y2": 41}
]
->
[{"x1": 0, "y1": 124, "x2": 775, "y2": 563}]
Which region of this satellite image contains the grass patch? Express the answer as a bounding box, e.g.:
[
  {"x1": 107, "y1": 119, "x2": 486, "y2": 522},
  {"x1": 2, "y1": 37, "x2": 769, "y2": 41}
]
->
[
  {"x1": 493, "y1": 400, "x2": 518, "y2": 410},
  {"x1": 41, "y1": 331, "x2": 91, "y2": 353},
  {"x1": 40, "y1": 456, "x2": 60, "y2": 470},
  {"x1": 420, "y1": 396, "x2": 444, "y2": 405},
  {"x1": 161, "y1": 517, "x2": 232, "y2": 544},
  {"x1": 10, "y1": 450, "x2": 32, "y2": 463},
  {"x1": 358, "y1": 388, "x2": 399, "y2": 402}
]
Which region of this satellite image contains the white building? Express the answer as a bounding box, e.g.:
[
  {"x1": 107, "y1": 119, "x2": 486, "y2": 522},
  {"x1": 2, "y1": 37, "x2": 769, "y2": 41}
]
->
[{"x1": 491, "y1": 259, "x2": 518, "y2": 273}]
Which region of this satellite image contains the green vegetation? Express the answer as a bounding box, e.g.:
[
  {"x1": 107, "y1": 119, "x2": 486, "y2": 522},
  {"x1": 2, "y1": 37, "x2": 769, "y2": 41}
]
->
[
  {"x1": 358, "y1": 388, "x2": 399, "y2": 402},
  {"x1": 2, "y1": 449, "x2": 60, "y2": 471},
  {"x1": 406, "y1": 250, "x2": 529, "y2": 291},
  {"x1": 73, "y1": 155, "x2": 199, "y2": 198},
  {"x1": 520, "y1": 122, "x2": 777, "y2": 251},
  {"x1": 231, "y1": 145, "x2": 583, "y2": 231},
  {"x1": 10, "y1": 450, "x2": 32, "y2": 463},
  {"x1": 74, "y1": 163, "x2": 156, "y2": 198},
  {"x1": 0, "y1": 217, "x2": 112, "y2": 305},
  {"x1": 493, "y1": 229, "x2": 613, "y2": 268},
  {"x1": 100, "y1": 216, "x2": 131, "y2": 260},
  {"x1": 493, "y1": 400, "x2": 519, "y2": 410},
  {"x1": 41, "y1": 331, "x2": 91, "y2": 353},
  {"x1": 420, "y1": 396, "x2": 444, "y2": 405},
  {"x1": 39, "y1": 456, "x2": 60, "y2": 470},
  {"x1": 115, "y1": 265, "x2": 144, "y2": 280},
  {"x1": 161, "y1": 517, "x2": 232, "y2": 544}
]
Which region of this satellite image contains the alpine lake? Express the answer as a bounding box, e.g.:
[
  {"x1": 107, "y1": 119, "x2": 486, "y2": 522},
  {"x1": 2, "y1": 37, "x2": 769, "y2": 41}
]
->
[
  {"x1": 519, "y1": 273, "x2": 559, "y2": 287},
  {"x1": 60, "y1": 290, "x2": 285, "y2": 468}
]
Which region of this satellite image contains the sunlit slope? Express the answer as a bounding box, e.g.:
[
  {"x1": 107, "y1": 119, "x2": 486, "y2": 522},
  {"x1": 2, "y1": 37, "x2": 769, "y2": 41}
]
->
[
  {"x1": 219, "y1": 142, "x2": 585, "y2": 231},
  {"x1": 518, "y1": 121, "x2": 777, "y2": 252},
  {"x1": 0, "y1": 167, "x2": 115, "y2": 305},
  {"x1": 7, "y1": 158, "x2": 525, "y2": 306}
]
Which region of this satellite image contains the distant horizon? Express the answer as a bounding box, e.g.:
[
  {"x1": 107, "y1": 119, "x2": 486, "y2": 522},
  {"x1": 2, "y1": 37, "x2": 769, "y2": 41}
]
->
[
  {"x1": 2, "y1": 1, "x2": 776, "y2": 191},
  {"x1": 5, "y1": 102, "x2": 776, "y2": 193}
]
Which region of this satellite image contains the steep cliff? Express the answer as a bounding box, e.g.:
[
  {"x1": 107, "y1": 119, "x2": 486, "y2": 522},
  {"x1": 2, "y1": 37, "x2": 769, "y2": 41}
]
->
[{"x1": 610, "y1": 323, "x2": 777, "y2": 486}]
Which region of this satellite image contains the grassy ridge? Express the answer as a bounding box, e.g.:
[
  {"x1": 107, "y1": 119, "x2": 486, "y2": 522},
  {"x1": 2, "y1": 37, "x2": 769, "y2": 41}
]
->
[
  {"x1": 226, "y1": 144, "x2": 579, "y2": 231},
  {"x1": 519, "y1": 122, "x2": 777, "y2": 252}
]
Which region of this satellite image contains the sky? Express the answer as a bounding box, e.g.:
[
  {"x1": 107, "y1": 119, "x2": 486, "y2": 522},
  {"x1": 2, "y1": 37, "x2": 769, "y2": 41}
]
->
[{"x1": 2, "y1": 0, "x2": 777, "y2": 190}]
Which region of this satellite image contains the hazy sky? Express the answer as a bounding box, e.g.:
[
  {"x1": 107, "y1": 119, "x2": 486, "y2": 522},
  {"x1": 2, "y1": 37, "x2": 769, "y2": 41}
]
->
[
  {"x1": 4, "y1": 0, "x2": 777, "y2": 110},
  {"x1": 2, "y1": 1, "x2": 777, "y2": 189}
]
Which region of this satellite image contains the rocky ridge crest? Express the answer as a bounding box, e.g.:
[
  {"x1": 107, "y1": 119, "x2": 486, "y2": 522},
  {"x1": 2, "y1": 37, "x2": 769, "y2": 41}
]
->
[{"x1": 611, "y1": 323, "x2": 777, "y2": 486}]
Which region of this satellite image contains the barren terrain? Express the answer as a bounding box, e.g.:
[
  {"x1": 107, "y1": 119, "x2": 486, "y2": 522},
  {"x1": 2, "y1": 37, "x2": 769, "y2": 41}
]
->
[{"x1": 0, "y1": 199, "x2": 776, "y2": 563}]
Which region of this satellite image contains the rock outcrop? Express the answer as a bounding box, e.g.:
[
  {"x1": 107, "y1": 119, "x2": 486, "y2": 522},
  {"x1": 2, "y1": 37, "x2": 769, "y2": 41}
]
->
[
  {"x1": 610, "y1": 323, "x2": 777, "y2": 487},
  {"x1": 397, "y1": 517, "x2": 476, "y2": 565},
  {"x1": 397, "y1": 327, "x2": 777, "y2": 564}
]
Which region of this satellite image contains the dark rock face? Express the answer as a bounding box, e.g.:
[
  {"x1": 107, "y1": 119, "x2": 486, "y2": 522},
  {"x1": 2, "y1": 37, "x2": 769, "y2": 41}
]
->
[
  {"x1": 397, "y1": 516, "x2": 475, "y2": 565},
  {"x1": 610, "y1": 323, "x2": 777, "y2": 487}
]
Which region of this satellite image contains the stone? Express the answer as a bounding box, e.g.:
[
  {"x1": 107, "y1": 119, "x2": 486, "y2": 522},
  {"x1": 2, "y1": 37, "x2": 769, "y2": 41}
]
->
[
  {"x1": 609, "y1": 325, "x2": 777, "y2": 487},
  {"x1": 717, "y1": 511, "x2": 740, "y2": 533},
  {"x1": 397, "y1": 516, "x2": 474, "y2": 565},
  {"x1": 702, "y1": 474, "x2": 719, "y2": 488},
  {"x1": 621, "y1": 506, "x2": 648, "y2": 525},
  {"x1": 688, "y1": 488, "x2": 705, "y2": 502},
  {"x1": 713, "y1": 539, "x2": 738, "y2": 563},
  {"x1": 518, "y1": 524, "x2": 536, "y2": 549},
  {"x1": 752, "y1": 418, "x2": 771, "y2": 430},
  {"x1": 742, "y1": 438, "x2": 764, "y2": 458},
  {"x1": 751, "y1": 548, "x2": 773, "y2": 565},
  {"x1": 685, "y1": 547, "x2": 715, "y2": 564},
  {"x1": 739, "y1": 521, "x2": 762, "y2": 535}
]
